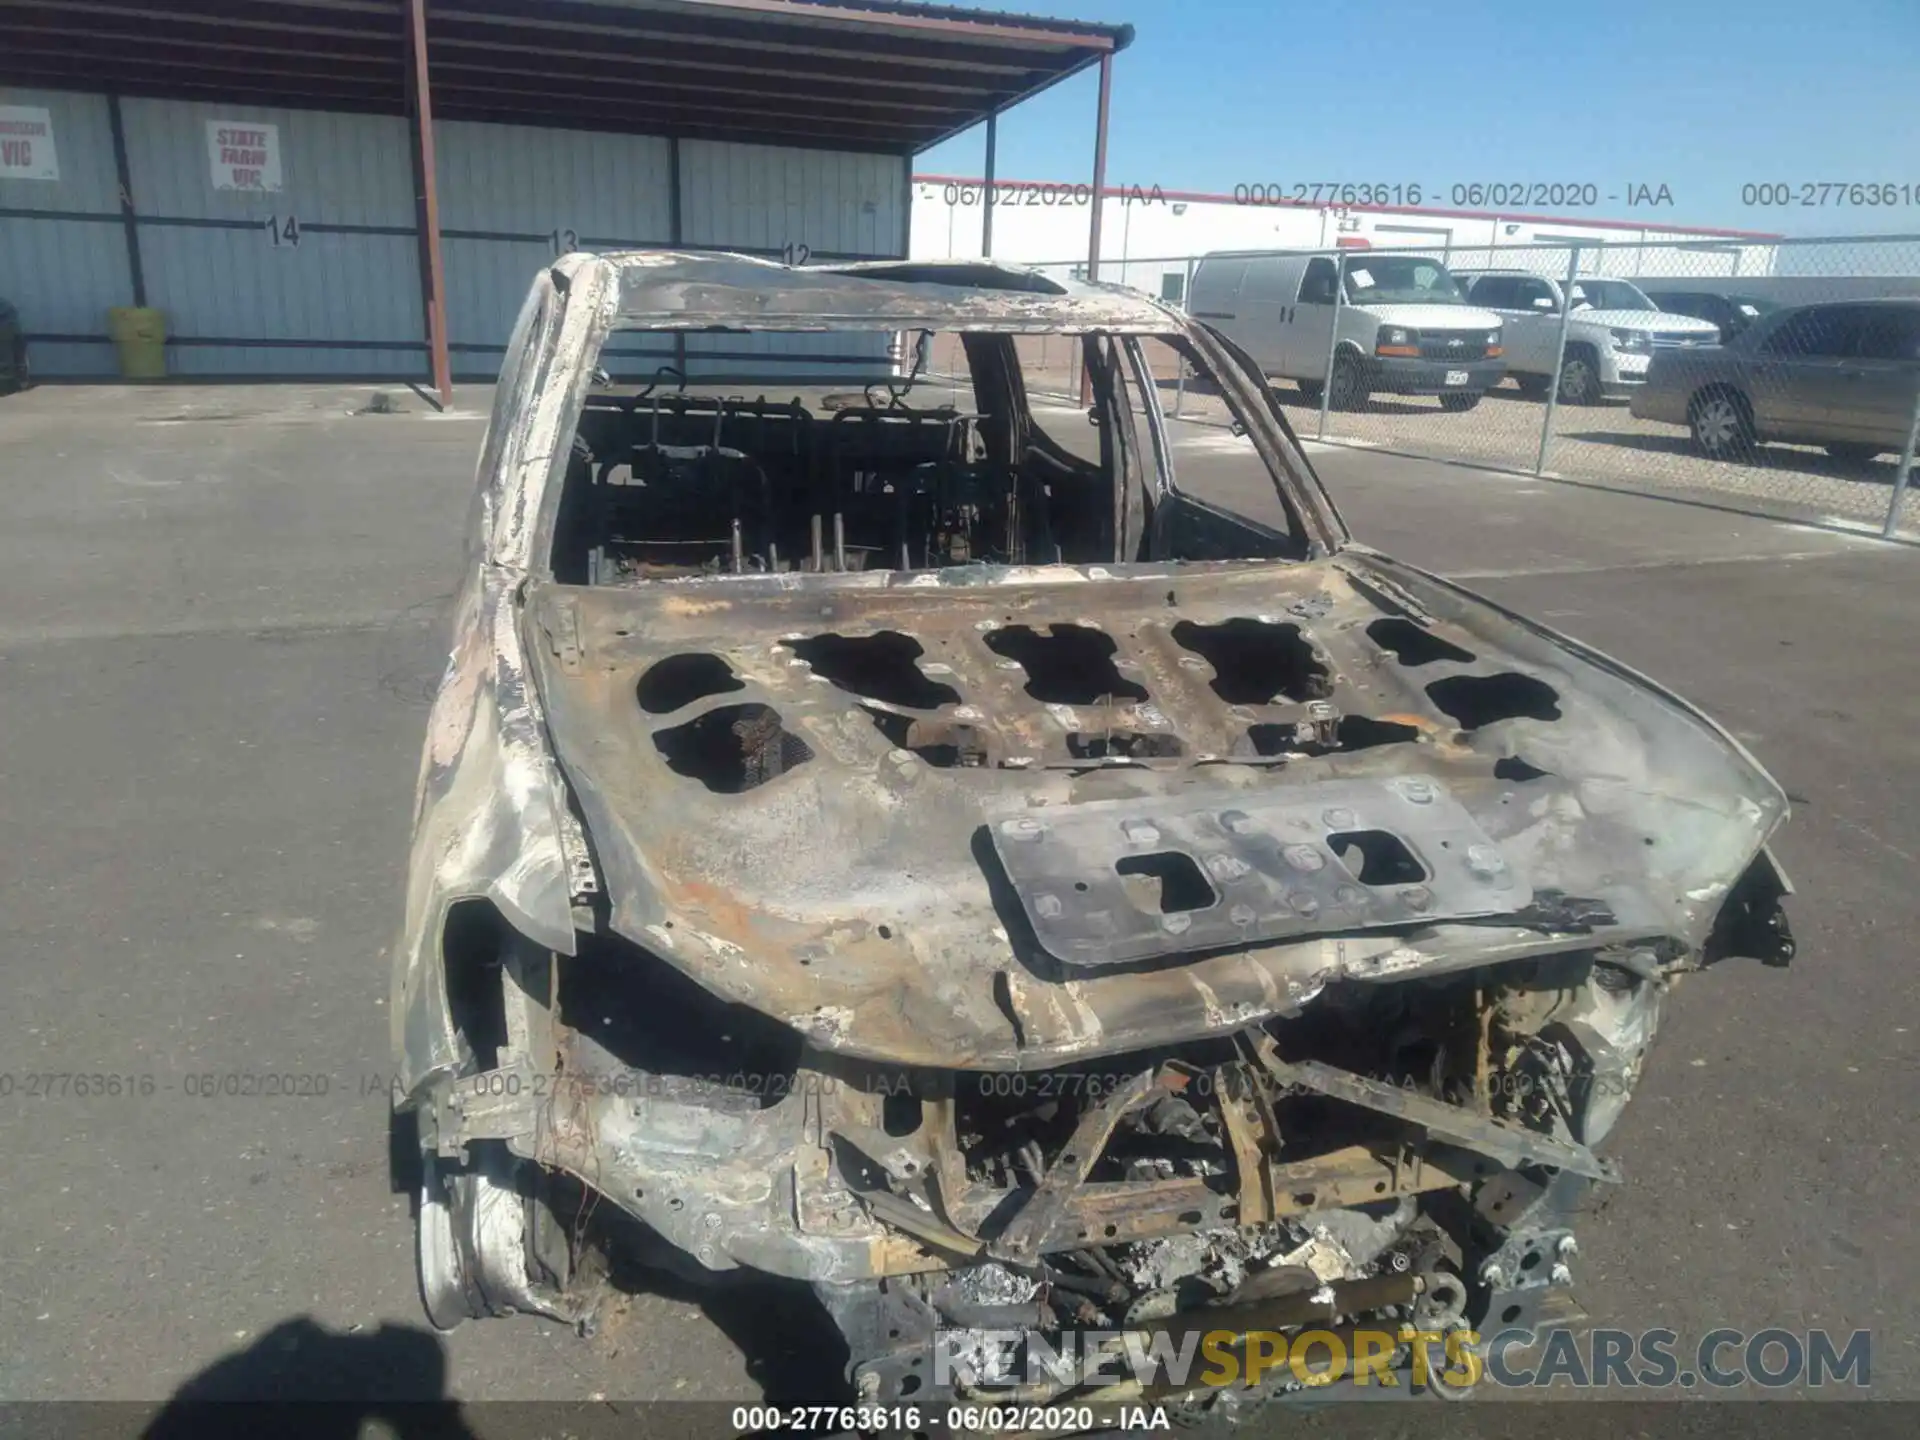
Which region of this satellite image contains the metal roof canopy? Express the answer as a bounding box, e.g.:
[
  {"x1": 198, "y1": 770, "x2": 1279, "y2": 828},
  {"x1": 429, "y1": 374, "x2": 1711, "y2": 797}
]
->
[
  {"x1": 0, "y1": 0, "x2": 1133, "y2": 154},
  {"x1": 0, "y1": 0, "x2": 1130, "y2": 405}
]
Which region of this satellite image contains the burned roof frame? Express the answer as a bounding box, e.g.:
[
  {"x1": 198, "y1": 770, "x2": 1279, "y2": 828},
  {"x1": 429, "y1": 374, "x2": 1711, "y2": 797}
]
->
[{"x1": 608, "y1": 252, "x2": 1181, "y2": 328}]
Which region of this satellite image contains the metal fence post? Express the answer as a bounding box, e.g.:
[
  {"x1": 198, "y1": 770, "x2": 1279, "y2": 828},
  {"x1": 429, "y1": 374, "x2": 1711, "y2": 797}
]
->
[
  {"x1": 1534, "y1": 244, "x2": 1583, "y2": 476},
  {"x1": 1171, "y1": 256, "x2": 1195, "y2": 418},
  {"x1": 1883, "y1": 379, "x2": 1920, "y2": 539},
  {"x1": 1316, "y1": 251, "x2": 1345, "y2": 442}
]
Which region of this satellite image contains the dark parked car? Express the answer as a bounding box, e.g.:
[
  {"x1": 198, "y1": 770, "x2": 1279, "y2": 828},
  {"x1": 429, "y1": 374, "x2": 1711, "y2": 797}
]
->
[
  {"x1": 0, "y1": 298, "x2": 26, "y2": 394},
  {"x1": 1630, "y1": 298, "x2": 1920, "y2": 462},
  {"x1": 1641, "y1": 286, "x2": 1779, "y2": 344}
]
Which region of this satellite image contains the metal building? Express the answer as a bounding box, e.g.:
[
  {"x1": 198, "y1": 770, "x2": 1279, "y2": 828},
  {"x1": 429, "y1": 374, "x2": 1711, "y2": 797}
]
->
[{"x1": 0, "y1": 0, "x2": 1132, "y2": 396}]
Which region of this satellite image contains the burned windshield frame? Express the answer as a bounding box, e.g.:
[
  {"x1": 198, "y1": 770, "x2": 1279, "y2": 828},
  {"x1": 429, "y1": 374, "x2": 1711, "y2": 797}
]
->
[
  {"x1": 543, "y1": 320, "x2": 1334, "y2": 583},
  {"x1": 1136, "y1": 329, "x2": 1331, "y2": 554},
  {"x1": 550, "y1": 322, "x2": 1223, "y2": 582}
]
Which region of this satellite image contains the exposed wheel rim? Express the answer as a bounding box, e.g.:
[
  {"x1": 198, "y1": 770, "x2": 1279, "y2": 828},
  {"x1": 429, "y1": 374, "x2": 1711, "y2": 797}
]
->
[
  {"x1": 417, "y1": 1173, "x2": 473, "y2": 1331},
  {"x1": 1694, "y1": 397, "x2": 1742, "y2": 452},
  {"x1": 1560, "y1": 359, "x2": 1595, "y2": 402}
]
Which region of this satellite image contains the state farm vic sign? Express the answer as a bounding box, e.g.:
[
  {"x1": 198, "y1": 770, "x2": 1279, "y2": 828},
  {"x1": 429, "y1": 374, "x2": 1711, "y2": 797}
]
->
[
  {"x1": 0, "y1": 105, "x2": 60, "y2": 181},
  {"x1": 206, "y1": 120, "x2": 282, "y2": 192}
]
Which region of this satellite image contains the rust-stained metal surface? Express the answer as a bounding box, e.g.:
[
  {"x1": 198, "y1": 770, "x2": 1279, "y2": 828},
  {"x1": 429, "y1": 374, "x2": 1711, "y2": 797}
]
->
[
  {"x1": 391, "y1": 251, "x2": 1798, "y2": 1421},
  {"x1": 524, "y1": 550, "x2": 1785, "y2": 1068}
]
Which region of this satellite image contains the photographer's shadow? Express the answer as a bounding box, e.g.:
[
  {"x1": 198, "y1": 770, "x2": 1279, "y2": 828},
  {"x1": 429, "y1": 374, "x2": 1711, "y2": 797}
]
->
[{"x1": 141, "y1": 1316, "x2": 476, "y2": 1440}]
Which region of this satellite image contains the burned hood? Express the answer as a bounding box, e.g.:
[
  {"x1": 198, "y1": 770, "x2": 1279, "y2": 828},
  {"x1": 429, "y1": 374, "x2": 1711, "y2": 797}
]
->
[{"x1": 523, "y1": 552, "x2": 1787, "y2": 1068}]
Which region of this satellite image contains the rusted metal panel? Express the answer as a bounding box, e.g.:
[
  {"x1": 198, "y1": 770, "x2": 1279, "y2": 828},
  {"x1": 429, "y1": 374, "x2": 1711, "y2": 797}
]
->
[
  {"x1": 1254, "y1": 1055, "x2": 1621, "y2": 1183},
  {"x1": 522, "y1": 550, "x2": 1782, "y2": 1069},
  {"x1": 990, "y1": 776, "x2": 1532, "y2": 967}
]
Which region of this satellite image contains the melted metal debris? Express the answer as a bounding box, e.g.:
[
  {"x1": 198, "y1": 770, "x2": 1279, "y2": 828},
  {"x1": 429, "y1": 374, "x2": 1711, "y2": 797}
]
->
[
  {"x1": 951, "y1": 1261, "x2": 1041, "y2": 1307},
  {"x1": 1118, "y1": 1222, "x2": 1310, "y2": 1296}
]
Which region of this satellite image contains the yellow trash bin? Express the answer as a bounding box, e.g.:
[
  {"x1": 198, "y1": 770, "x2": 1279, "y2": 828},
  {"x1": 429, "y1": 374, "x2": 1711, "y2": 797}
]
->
[{"x1": 107, "y1": 306, "x2": 167, "y2": 379}]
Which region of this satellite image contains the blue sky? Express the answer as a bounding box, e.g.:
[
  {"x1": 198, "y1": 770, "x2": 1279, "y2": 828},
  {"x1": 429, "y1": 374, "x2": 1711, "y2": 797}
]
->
[{"x1": 918, "y1": 0, "x2": 1920, "y2": 235}]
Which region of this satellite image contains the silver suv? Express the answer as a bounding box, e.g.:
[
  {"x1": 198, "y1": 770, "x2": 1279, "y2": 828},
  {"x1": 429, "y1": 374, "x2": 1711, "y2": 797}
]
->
[{"x1": 1454, "y1": 270, "x2": 1721, "y2": 404}]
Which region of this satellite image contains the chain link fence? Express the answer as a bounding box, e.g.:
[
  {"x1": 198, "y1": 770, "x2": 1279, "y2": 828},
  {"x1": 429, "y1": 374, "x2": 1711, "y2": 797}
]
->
[{"x1": 1018, "y1": 236, "x2": 1920, "y2": 541}]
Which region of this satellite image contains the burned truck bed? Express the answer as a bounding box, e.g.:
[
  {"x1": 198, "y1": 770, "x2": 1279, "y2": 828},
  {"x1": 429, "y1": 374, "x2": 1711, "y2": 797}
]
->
[{"x1": 394, "y1": 251, "x2": 1796, "y2": 1425}]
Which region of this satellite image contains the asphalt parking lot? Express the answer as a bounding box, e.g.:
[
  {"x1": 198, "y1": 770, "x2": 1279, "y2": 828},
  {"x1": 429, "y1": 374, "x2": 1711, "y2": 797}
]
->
[{"x1": 1, "y1": 381, "x2": 1916, "y2": 1425}]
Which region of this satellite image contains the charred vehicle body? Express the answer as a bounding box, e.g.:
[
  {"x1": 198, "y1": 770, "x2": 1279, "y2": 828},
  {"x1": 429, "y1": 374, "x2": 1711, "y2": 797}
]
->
[{"x1": 393, "y1": 252, "x2": 1795, "y2": 1420}]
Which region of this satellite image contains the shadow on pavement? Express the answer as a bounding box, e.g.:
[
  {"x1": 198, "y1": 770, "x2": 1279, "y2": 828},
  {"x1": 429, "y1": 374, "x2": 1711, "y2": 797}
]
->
[
  {"x1": 597, "y1": 1207, "x2": 855, "y2": 1409},
  {"x1": 140, "y1": 1317, "x2": 476, "y2": 1438}
]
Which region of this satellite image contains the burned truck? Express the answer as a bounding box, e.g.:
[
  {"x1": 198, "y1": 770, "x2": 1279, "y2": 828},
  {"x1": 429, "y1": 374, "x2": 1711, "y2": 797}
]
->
[{"x1": 392, "y1": 252, "x2": 1794, "y2": 1418}]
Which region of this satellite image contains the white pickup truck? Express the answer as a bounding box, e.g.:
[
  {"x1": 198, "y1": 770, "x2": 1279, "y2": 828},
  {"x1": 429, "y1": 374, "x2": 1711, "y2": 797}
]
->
[{"x1": 1452, "y1": 270, "x2": 1721, "y2": 404}]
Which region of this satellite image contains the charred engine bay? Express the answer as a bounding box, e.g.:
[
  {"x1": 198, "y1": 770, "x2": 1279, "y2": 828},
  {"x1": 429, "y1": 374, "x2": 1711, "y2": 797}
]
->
[{"x1": 444, "y1": 920, "x2": 1668, "y2": 1409}]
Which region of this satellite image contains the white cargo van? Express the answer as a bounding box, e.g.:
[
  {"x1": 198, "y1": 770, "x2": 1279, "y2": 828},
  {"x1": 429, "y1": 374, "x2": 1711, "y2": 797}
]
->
[{"x1": 1189, "y1": 251, "x2": 1506, "y2": 410}]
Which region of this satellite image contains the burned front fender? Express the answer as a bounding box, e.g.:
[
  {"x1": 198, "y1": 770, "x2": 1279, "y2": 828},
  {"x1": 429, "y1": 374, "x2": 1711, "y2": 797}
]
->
[
  {"x1": 390, "y1": 255, "x2": 620, "y2": 1100},
  {"x1": 388, "y1": 566, "x2": 582, "y2": 1099}
]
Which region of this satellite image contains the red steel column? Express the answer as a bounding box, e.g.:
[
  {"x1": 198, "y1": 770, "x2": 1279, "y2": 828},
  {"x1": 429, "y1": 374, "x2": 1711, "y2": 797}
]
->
[
  {"x1": 408, "y1": 0, "x2": 453, "y2": 405},
  {"x1": 1086, "y1": 53, "x2": 1112, "y2": 282},
  {"x1": 1080, "y1": 52, "x2": 1112, "y2": 406},
  {"x1": 981, "y1": 109, "x2": 997, "y2": 257}
]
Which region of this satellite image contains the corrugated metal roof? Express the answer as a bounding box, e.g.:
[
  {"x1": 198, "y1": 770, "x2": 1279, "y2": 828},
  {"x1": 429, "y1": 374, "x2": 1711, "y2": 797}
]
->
[
  {"x1": 749, "y1": 0, "x2": 1132, "y2": 40},
  {"x1": 0, "y1": 0, "x2": 1129, "y2": 155}
]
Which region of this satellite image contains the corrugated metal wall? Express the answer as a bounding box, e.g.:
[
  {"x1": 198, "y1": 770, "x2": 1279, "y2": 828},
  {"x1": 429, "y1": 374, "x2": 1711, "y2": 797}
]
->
[
  {"x1": 678, "y1": 140, "x2": 904, "y2": 380},
  {"x1": 435, "y1": 119, "x2": 676, "y2": 380},
  {"x1": 119, "y1": 98, "x2": 424, "y2": 376},
  {"x1": 681, "y1": 140, "x2": 903, "y2": 257},
  {"x1": 0, "y1": 87, "x2": 131, "y2": 377},
  {"x1": 4, "y1": 85, "x2": 908, "y2": 384}
]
